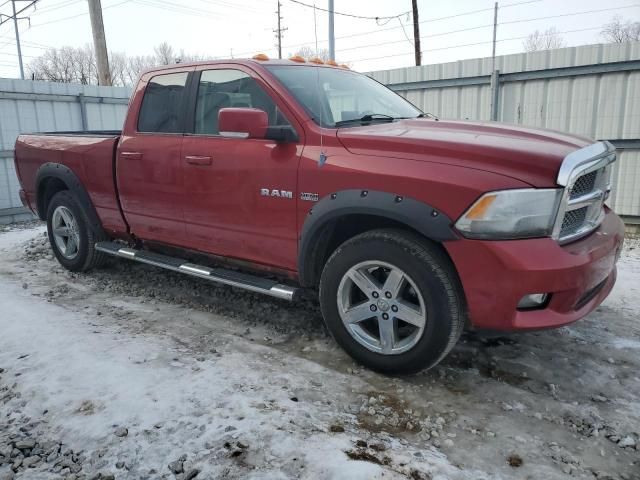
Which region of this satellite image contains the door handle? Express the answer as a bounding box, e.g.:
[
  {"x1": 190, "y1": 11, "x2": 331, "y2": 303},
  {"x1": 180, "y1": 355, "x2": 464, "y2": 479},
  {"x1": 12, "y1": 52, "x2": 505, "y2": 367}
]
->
[
  {"x1": 121, "y1": 151, "x2": 142, "y2": 160},
  {"x1": 185, "y1": 155, "x2": 213, "y2": 166}
]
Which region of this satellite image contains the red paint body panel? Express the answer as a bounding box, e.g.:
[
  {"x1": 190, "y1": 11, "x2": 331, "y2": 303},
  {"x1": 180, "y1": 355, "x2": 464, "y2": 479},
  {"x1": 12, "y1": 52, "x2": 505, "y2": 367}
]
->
[
  {"x1": 444, "y1": 208, "x2": 624, "y2": 330},
  {"x1": 336, "y1": 119, "x2": 593, "y2": 187},
  {"x1": 14, "y1": 134, "x2": 126, "y2": 235},
  {"x1": 218, "y1": 108, "x2": 268, "y2": 139},
  {"x1": 116, "y1": 133, "x2": 186, "y2": 244},
  {"x1": 12, "y1": 59, "x2": 624, "y2": 333},
  {"x1": 181, "y1": 135, "x2": 301, "y2": 270}
]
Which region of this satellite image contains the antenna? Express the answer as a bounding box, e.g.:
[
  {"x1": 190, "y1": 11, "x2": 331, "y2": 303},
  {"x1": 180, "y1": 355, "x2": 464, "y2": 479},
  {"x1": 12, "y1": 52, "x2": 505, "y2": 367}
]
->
[{"x1": 313, "y1": 3, "x2": 327, "y2": 167}]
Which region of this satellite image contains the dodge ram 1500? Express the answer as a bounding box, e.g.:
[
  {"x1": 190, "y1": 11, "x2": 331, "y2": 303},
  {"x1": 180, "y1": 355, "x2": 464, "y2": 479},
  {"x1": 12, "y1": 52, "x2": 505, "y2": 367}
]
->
[{"x1": 14, "y1": 55, "x2": 625, "y2": 373}]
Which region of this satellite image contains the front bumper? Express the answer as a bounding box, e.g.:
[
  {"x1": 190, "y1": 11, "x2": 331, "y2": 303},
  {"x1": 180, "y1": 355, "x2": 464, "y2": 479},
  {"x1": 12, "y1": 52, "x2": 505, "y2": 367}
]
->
[{"x1": 445, "y1": 207, "x2": 624, "y2": 331}]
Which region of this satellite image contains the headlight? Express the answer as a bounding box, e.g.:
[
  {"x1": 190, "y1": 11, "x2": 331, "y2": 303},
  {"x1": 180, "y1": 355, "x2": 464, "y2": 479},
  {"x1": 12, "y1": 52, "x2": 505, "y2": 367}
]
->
[{"x1": 455, "y1": 188, "x2": 562, "y2": 240}]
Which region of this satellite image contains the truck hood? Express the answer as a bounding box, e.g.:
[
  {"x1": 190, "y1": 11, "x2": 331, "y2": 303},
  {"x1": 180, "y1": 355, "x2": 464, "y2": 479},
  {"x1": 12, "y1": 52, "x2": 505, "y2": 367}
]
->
[{"x1": 336, "y1": 119, "x2": 593, "y2": 187}]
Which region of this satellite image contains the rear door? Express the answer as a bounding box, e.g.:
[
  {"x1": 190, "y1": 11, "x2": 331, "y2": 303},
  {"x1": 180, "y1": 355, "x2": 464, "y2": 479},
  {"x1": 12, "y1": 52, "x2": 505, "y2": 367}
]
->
[
  {"x1": 117, "y1": 69, "x2": 192, "y2": 245},
  {"x1": 180, "y1": 65, "x2": 303, "y2": 271}
]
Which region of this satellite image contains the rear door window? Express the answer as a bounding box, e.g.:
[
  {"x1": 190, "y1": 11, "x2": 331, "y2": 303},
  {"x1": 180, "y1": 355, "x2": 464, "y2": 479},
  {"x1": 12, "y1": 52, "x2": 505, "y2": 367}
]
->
[{"x1": 138, "y1": 72, "x2": 189, "y2": 133}]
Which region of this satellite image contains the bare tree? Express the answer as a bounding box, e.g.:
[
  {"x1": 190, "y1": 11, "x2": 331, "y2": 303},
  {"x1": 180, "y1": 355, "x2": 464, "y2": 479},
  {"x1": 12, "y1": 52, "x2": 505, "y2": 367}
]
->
[
  {"x1": 28, "y1": 45, "x2": 96, "y2": 84},
  {"x1": 109, "y1": 51, "x2": 129, "y2": 87},
  {"x1": 601, "y1": 15, "x2": 640, "y2": 43},
  {"x1": 153, "y1": 42, "x2": 175, "y2": 65},
  {"x1": 523, "y1": 27, "x2": 566, "y2": 52},
  {"x1": 125, "y1": 54, "x2": 158, "y2": 84},
  {"x1": 292, "y1": 46, "x2": 331, "y2": 62},
  {"x1": 28, "y1": 43, "x2": 209, "y2": 86}
]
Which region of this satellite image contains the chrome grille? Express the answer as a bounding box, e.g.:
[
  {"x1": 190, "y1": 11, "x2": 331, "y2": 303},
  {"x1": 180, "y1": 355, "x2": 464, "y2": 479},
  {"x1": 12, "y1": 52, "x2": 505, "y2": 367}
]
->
[
  {"x1": 569, "y1": 170, "x2": 597, "y2": 199},
  {"x1": 553, "y1": 142, "x2": 616, "y2": 244},
  {"x1": 560, "y1": 206, "x2": 588, "y2": 237}
]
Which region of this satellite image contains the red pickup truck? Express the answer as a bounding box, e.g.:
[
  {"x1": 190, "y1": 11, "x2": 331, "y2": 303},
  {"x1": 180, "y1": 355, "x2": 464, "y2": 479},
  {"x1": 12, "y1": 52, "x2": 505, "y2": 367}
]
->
[{"x1": 14, "y1": 56, "x2": 624, "y2": 373}]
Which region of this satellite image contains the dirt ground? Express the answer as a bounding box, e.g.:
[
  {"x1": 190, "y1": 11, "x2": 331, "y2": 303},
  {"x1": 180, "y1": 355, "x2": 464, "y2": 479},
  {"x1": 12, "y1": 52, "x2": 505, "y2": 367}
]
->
[{"x1": 0, "y1": 222, "x2": 638, "y2": 480}]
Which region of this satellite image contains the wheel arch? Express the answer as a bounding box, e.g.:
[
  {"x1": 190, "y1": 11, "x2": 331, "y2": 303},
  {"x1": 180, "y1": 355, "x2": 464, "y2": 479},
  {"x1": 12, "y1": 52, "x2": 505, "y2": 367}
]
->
[
  {"x1": 35, "y1": 162, "x2": 105, "y2": 235},
  {"x1": 297, "y1": 189, "x2": 459, "y2": 287}
]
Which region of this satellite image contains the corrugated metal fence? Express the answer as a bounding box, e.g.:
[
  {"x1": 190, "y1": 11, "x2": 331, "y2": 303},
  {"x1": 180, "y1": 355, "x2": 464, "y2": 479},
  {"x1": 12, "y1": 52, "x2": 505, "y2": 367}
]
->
[
  {"x1": 1, "y1": 43, "x2": 638, "y2": 223},
  {"x1": 0, "y1": 78, "x2": 130, "y2": 223},
  {"x1": 369, "y1": 42, "x2": 640, "y2": 221}
]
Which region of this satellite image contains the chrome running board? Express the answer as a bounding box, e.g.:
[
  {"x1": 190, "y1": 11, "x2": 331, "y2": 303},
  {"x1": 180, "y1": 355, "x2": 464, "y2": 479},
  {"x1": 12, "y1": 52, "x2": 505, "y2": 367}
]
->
[{"x1": 95, "y1": 241, "x2": 299, "y2": 301}]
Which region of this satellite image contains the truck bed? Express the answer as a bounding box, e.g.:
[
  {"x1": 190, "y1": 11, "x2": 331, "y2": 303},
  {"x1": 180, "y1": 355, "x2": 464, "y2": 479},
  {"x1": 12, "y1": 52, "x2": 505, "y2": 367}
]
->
[
  {"x1": 37, "y1": 130, "x2": 122, "y2": 137},
  {"x1": 14, "y1": 131, "x2": 127, "y2": 235}
]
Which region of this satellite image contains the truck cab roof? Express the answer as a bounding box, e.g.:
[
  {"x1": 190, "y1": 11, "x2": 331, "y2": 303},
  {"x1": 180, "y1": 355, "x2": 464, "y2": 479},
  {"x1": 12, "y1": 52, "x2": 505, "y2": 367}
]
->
[{"x1": 140, "y1": 57, "x2": 349, "y2": 77}]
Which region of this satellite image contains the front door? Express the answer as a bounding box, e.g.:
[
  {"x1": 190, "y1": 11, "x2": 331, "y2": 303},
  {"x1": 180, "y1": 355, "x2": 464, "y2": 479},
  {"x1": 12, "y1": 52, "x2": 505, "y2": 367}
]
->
[
  {"x1": 181, "y1": 66, "x2": 303, "y2": 271},
  {"x1": 117, "y1": 70, "x2": 191, "y2": 245}
]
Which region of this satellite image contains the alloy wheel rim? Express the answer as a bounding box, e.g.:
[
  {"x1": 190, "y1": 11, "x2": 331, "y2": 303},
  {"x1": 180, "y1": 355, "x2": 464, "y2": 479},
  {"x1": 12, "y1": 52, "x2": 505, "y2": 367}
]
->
[
  {"x1": 337, "y1": 260, "x2": 427, "y2": 355},
  {"x1": 52, "y1": 206, "x2": 80, "y2": 260}
]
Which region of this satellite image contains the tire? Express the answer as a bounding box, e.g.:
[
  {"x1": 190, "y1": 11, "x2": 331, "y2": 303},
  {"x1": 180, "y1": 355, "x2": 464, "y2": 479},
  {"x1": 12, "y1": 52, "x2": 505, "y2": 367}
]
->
[
  {"x1": 46, "y1": 190, "x2": 108, "y2": 272},
  {"x1": 319, "y1": 229, "x2": 465, "y2": 374}
]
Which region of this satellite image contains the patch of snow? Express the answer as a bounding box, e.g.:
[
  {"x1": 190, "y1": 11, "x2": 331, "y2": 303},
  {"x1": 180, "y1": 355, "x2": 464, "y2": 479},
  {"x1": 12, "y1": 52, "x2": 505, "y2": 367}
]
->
[{"x1": 0, "y1": 228, "x2": 471, "y2": 479}]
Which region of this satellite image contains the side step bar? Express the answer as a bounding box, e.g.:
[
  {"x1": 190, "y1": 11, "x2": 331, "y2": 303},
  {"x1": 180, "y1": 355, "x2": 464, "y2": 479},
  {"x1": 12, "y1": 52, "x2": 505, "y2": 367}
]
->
[{"x1": 95, "y1": 241, "x2": 299, "y2": 301}]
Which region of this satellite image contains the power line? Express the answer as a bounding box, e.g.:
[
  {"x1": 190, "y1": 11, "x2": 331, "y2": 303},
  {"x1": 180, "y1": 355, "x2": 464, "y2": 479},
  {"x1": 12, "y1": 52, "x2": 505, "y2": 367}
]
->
[
  {"x1": 0, "y1": 1, "x2": 40, "y2": 79},
  {"x1": 336, "y1": 23, "x2": 495, "y2": 53},
  {"x1": 35, "y1": 0, "x2": 82, "y2": 14},
  {"x1": 198, "y1": 1, "x2": 558, "y2": 60},
  {"x1": 0, "y1": 48, "x2": 33, "y2": 56},
  {"x1": 277, "y1": 0, "x2": 541, "y2": 51},
  {"x1": 287, "y1": 0, "x2": 410, "y2": 21},
  {"x1": 8, "y1": 0, "x2": 638, "y2": 74},
  {"x1": 132, "y1": 0, "x2": 223, "y2": 18},
  {"x1": 283, "y1": 3, "x2": 640, "y2": 60},
  {"x1": 28, "y1": 0, "x2": 130, "y2": 27},
  {"x1": 500, "y1": 4, "x2": 640, "y2": 26},
  {"x1": 344, "y1": 25, "x2": 605, "y2": 64},
  {"x1": 192, "y1": 0, "x2": 271, "y2": 15}
]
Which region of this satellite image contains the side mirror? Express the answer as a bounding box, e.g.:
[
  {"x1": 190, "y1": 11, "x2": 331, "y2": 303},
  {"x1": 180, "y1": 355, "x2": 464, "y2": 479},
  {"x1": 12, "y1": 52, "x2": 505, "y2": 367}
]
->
[
  {"x1": 218, "y1": 108, "x2": 268, "y2": 139},
  {"x1": 265, "y1": 126, "x2": 298, "y2": 143}
]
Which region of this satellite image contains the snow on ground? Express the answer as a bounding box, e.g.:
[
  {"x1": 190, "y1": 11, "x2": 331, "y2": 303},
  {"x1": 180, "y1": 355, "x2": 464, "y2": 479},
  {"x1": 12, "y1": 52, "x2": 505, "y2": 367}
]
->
[{"x1": 0, "y1": 224, "x2": 639, "y2": 480}]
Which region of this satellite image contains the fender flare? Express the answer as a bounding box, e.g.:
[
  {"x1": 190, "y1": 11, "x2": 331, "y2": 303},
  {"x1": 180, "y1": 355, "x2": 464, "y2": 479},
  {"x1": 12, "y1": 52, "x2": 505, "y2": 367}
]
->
[
  {"x1": 297, "y1": 189, "x2": 458, "y2": 286},
  {"x1": 35, "y1": 162, "x2": 104, "y2": 234}
]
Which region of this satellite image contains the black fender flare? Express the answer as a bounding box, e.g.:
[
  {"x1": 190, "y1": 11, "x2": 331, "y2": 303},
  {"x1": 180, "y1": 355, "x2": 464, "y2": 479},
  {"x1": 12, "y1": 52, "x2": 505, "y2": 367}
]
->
[
  {"x1": 297, "y1": 189, "x2": 458, "y2": 286},
  {"x1": 35, "y1": 162, "x2": 105, "y2": 234}
]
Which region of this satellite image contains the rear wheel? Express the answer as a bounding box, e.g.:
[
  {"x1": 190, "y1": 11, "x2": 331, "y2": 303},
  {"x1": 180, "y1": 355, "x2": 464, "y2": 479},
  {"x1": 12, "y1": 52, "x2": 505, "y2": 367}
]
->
[
  {"x1": 46, "y1": 190, "x2": 107, "y2": 272},
  {"x1": 319, "y1": 229, "x2": 465, "y2": 374}
]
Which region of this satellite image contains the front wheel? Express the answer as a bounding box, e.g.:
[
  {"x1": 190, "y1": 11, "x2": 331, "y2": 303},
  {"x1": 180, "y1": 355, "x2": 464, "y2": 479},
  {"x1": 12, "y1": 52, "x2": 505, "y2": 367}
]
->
[{"x1": 319, "y1": 229, "x2": 465, "y2": 374}]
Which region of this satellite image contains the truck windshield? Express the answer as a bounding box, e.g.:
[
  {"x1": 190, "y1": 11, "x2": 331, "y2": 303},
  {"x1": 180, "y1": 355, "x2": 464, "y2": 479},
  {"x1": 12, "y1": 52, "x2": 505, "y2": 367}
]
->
[{"x1": 266, "y1": 65, "x2": 423, "y2": 128}]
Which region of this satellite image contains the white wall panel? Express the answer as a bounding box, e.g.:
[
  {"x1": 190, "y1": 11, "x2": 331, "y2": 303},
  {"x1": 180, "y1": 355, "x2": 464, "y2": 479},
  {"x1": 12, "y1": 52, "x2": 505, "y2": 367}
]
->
[
  {"x1": 0, "y1": 78, "x2": 130, "y2": 213},
  {"x1": 369, "y1": 42, "x2": 640, "y2": 218}
]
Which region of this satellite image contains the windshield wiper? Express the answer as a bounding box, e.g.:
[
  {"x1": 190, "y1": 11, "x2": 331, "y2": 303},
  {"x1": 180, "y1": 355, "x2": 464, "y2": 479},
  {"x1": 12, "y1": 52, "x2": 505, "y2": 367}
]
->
[{"x1": 334, "y1": 113, "x2": 399, "y2": 128}]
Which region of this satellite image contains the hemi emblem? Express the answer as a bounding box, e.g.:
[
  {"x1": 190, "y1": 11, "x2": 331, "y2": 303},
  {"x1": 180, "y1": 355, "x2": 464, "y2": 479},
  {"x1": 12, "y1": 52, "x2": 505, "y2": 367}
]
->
[
  {"x1": 261, "y1": 188, "x2": 293, "y2": 199},
  {"x1": 300, "y1": 192, "x2": 319, "y2": 202}
]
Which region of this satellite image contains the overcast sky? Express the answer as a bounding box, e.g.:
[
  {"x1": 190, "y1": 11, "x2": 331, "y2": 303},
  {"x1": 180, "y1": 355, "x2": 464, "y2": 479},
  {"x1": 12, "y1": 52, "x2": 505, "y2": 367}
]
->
[{"x1": 0, "y1": 0, "x2": 638, "y2": 79}]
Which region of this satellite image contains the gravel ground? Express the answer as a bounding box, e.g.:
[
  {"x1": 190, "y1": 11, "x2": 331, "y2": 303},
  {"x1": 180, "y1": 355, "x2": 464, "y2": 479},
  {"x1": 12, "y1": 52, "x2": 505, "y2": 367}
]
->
[{"x1": 0, "y1": 222, "x2": 638, "y2": 479}]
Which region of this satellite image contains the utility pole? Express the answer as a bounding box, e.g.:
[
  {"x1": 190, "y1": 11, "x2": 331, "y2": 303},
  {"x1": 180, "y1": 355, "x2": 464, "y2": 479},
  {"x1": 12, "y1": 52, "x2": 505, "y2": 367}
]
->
[
  {"x1": 411, "y1": 0, "x2": 421, "y2": 66},
  {"x1": 328, "y1": 0, "x2": 335, "y2": 60},
  {"x1": 490, "y1": 2, "x2": 499, "y2": 121},
  {"x1": 491, "y1": 2, "x2": 498, "y2": 73},
  {"x1": 11, "y1": 1, "x2": 24, "y2": 79},
  {"x1": 274, "y1": 1, "x2": 287, "y2": 59},
  {"x1": 0, "y1": 1, "x2": 39, "y2": 80},
  {"x1": 87, "y1": 0, "x2": 112, "y2": 86}
]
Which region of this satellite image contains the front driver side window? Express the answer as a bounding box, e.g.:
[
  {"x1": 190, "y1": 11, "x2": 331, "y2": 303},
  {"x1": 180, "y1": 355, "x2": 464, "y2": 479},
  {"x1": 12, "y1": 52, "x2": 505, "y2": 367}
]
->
[{"x1": 194, "y1": 69, "x2": 291, "y2": 135}]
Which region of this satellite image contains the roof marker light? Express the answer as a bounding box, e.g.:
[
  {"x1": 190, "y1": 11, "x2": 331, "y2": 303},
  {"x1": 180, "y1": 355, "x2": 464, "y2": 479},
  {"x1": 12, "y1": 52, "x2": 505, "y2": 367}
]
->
[
  {"x1": 326, "y1": 60, "x2": 339, "y2": 66},
  {"x1": 252, "y1": 53, "x2": 270, "y2": 61},
  {"x1": 289, "y1": 55, "x2": 306, "y2": 63},
  {"x1": 309, "y1": 57, "x2": 324, "y2": 64},
  {"x1": 339, "y1": 64, "x2": 350, "y2": 69}
]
